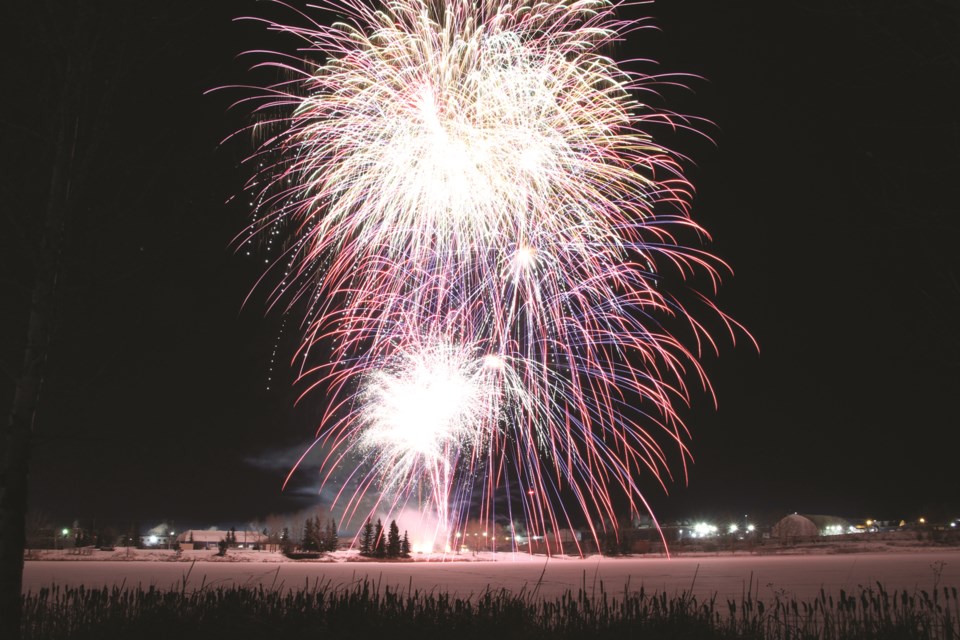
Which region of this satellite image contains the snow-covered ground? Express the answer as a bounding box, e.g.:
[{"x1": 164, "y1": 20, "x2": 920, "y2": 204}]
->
[{"x1": 23, "y1": 546, "x2": 960, "y2": 602}]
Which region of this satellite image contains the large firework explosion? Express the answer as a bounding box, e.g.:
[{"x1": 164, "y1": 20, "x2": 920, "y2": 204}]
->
[{"x1": 233, "y1": 0, "x2": 748, "y2": 552}]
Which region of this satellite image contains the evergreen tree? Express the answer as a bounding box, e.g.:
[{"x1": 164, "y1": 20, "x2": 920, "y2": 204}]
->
[
  {"x1": 400, "y1": 531, "x2": 411, "y2": 558},
  {"x1": 325, "y1": 519, "x2": 339, "y2": 552},
  {"x1": 302, "y1": 518, "x2": 317, "y2": 551},
  {"x1": 313, "y1": 515, "x2": 330, "y2": 551},
  {"x1": 360, "y1": 519, "x2": 374, "y2": 556},
  {"x1": 386, "y1": 520, "x2": 401, "y2": 558},
  {"x1": 313, "y1": 520, "x2": 324, "y2": 551},
  {"x1": 280, "y1": 527, "x2": 293, "y2": 554},
  {"x1": 373, "y1": 519, "x2": 386, "y2": 558},
  {"x1": 229, "y1": 527, "x2": 237, "y2": 546}
]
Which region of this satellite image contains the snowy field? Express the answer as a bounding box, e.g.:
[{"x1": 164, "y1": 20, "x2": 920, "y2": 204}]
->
[{"x1": 24, "y1": 548, "x2": 960, "y2": 602}]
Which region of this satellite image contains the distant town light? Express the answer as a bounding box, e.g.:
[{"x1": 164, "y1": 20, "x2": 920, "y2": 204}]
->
[{"x1": 61, "y1": 528, "x2": 69, "y2": 537}]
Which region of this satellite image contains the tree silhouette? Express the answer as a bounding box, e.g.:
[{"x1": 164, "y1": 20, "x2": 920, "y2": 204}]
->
[
  {"x1": 373, "y1": 519, "x2": 385, "y2": 558},
  {"x1": 0, "y1": 4, "x2": 166, "y2": 635},
  {"x1": 359, "y1": 519, "x2": 374, "y2": 557},
  {"x1": 325, "y1": 518, "x2": 339, "y2": 552},
  {"x1": 302, "y1": 518, "x2": 317, "y2": 551},
  {"x1": 387, "y1": 520, "x2": 401, "y2": 558}
]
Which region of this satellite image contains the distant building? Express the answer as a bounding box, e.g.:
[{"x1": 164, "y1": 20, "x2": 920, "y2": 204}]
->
[
  {"x1": 141, "y1": 533, "x2": 174, "y2": 548},
  {"x1": 771, "y1": 514, "x2": 855, "y2": 540},
  {"x1": 556, "y1": 528, "x2": 582, "y2": 543},
  {"x1": 175, "y1": 530, "x2": 269, "y2": 550}
]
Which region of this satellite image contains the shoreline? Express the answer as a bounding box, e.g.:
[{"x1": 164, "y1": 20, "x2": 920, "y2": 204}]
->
[{"x1": 24, "y1": 539, "x2": 960, "y2": 563}]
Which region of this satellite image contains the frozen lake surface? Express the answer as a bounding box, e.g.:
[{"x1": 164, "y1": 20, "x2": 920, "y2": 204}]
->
[{"x1": 24, "y1": 550, "x2": 960, "y2": 602}]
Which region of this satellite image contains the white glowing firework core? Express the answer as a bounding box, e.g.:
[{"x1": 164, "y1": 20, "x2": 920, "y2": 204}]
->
[
  {"x1": 362, "y1": 359, "x2": 477, "y2": 459},
  {"x1": 513, "y1": 246, "x2": 536, "y2": 269},
  {"x1": 357, "y1": 339, "x2": 519, "y2": 548},
  {"x1": 360, "y1": 342, "x2": 503, "y2": 464},
  {"x1": 296, "y1": 16, "x2": 633, "y2": 265},
  {"x1": 482, "y1": 354, "x2": 505, "y2": 369},
  {"x1": 410, "y1": 84, "x2": 489, "y2": 212}
]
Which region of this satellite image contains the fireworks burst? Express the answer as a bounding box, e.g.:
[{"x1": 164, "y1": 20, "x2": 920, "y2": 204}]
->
[
  {"x1": 309, "y1": 329, "x2": 531, "y2": 543},
  {"x1": 234, "y1": 0, "x2": 750, "y2": 552}
]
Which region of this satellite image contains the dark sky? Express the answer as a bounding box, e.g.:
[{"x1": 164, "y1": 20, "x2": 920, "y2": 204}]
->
[{"x1": 2, "y1": 0, "x2": 957, "y2": 533}]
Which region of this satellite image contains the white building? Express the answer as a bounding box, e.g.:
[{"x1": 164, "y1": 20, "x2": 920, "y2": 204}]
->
[{"x1": 175, "y1": 529, "x2": 269, "y2": 550}]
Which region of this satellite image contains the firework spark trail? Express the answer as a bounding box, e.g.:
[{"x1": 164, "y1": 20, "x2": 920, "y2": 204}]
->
[
  {"x1": 242, "y1": 0, "x2": 695, "y2": 334},
  {"x1": 356, "y1": 336, "x2": 519, "y2": 536},
  {"x1": 235, "y1": 0, "x2": 751, "y2": 551}
]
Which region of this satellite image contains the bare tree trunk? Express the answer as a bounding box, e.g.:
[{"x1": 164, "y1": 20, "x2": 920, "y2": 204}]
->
[{"x1": 0, "y1": 100, "x2": 76, "y2": 640}]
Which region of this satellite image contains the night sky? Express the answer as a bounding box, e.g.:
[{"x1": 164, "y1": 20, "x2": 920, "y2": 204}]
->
[{"x1": 2, "y1": 0, "x2": 957, "y2": 533}]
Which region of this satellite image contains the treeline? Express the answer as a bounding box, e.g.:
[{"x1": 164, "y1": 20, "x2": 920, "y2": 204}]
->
[
  {"x1": 358, "y1": 519, "x2": 411, "y2": 559},
  {"x1": 299, "y1": 517, "x2": 339, "y2": 553}
]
